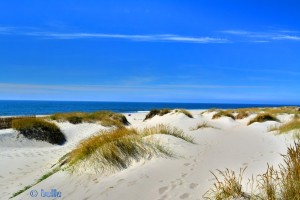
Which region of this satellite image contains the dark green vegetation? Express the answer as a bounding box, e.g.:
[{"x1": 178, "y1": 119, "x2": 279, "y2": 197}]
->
[
  {"x1": 144, "y1": 108, "x2": 193, "y2": 121},
  {"x1": 50, "y1": 111, "x2": 130, "y2": 127},
  {"x1": 12, "y1": 118, "x2": 66, "y2": 145},
  {"x1": 248, "y1": 113, "x2": 279, "y2": 125}
]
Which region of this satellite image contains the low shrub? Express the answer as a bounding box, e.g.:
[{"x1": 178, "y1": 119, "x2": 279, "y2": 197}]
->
[
  {"x1": 67, "y1": 116, "x2": 83, "y2": 124},
  {"x1": 12, "y1": 118, "x2": 66, "y2": 145},
  {"x1": 248, "y1": 113, "x2": 279, "y2": 125}
]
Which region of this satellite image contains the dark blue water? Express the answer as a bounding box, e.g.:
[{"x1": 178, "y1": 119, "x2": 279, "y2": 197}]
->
[{"x1": 0, "y1": 100, "x2": 297, "y2": 116}]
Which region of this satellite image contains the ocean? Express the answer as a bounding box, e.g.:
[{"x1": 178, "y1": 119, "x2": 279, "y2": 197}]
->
[{"x1": 0, "y1": 100, "x2": 297, "y2": 116}]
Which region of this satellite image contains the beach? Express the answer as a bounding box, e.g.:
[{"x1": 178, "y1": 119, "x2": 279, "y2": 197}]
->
[{"x1": 0, "y1": 109, "x2": 297, "y2": 200}]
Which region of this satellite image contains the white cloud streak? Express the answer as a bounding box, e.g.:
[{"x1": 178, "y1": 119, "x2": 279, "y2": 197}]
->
[
  {"x1": 0, "y1": 26, "x2": 228, "y2": 44},
  {"x1": 28, "y1": 32, "x2": 228, "y2": 43},
  {"x1": 0, "y1": 83, "x2": 270, "y2": 93},
  {"x1": 221, "y1": 29, "x2": 300, "y2": 42}
]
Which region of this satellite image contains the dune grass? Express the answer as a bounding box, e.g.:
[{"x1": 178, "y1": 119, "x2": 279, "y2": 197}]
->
[
  {"x1": 190, "y1": 122, "x2": 215, "y2": 131},
  {"x1": 144, "y1": 108, "x2": 193, "y2": 121},
  {"x1": 204, "y1": 168, "x2": 249, "y2": 200},
  {"x1": 209, "y1": 107, "x2": 299, "y2": 122},
  {"x1": 142, "y1": 124, "x2": 195, "y2": 144},
  {"x1": 144, "y1": 108, "x2": 171, "y2": 120},
  {"x1": 276, "y1": 119, "x2": 300, "y2": 134},
  {"x1": 60, "y1": 124, "x2": 193, "y2": 174},
  {"x1": 212, "y1": 111, "x2": 235, "y2": 120},
  {"x1": 12, "y1": 118, "x2": 66, "y2": 145},
  {"x1": 204, "y1": 142, "x2": 300, "y2": 200},
  {"x1": 235, "y1": 111, "x2": 250, "y2": 120},
  {"x1": 174, "y1": 109, "x2": 194, "y2": 118},
  {"x1": 248, "y1": 113, "x2": 279, "y2": 125},
  {"x1": 50, "y1": 111, "x2": 129, "y2": 127}
]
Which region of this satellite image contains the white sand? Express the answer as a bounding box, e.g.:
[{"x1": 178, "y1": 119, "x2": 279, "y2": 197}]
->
[{"x1": 0, "y1": 110, "x2": 296, "y2": 200}]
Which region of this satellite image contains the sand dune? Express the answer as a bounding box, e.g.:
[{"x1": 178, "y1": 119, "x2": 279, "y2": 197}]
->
[{"x1": 0, "y1": 109, "x2": 296, "y2": 200}]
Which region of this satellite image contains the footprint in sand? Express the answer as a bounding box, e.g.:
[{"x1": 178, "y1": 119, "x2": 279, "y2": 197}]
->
[
  {"x1": 184, "y1": 163, "x2": 191, "y2": 166},
  {"x1": 180, "y1": 193, "x2": 190, "y2": 199},
  {"x1": 189, "y1": 183, "x2": 199, "y2": 189},
  {"x1": 158, "y1": 186, "x2": 169, "y2": 194}
]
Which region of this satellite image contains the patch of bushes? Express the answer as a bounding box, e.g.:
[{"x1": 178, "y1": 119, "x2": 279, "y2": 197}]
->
[
  {"x1": 50, "y1": 111, "x2": 129, "y2": 127},
  {"x1": 248, "y1": 113, "x2": 279, "y2": 125},
  {"x1": 204, "y1": 142, "x2": 300, "y2": 199},
  {"x1": 212, "y1": 111, "x2": 235, "y2": 120},
  {"x1": 12, "y1": 118, "x2": 66, "y2": 145},
  {"x1": 67, "y1": 116, "x2": 83, "y2": 124}
]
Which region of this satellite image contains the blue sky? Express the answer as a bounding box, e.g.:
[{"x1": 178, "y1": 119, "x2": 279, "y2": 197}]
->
[{"x1": 0, "y1": 0, "x2": 300, "y2": 104}]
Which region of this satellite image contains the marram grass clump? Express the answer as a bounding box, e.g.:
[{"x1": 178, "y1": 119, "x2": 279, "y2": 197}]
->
[
  {"x1": 174, "y1": 109, "x2": 194, "y2": 118},
  {"x1": 212, "y1": 111, "x2": 235, "y2": 120},
  {"x1": 144, "y1": 108, "x2": 171, "y2": 120},
  {"x1": 50, "y1": 111, "x2": 130, "y2": 127},
  {"x1": 276, "y1": 119, "x2": 300, "y2": 134},
  {"x1": 144, "y1": 108, "x2": 193, "y2": 121},
  {"x1": 248, "y1": 113, "x2": 279, "y2": 125},
  {"x1": 60, "y1": 125, "x2": 193, "y2": 174},
  {"x1": 142, "y1": 124, "x2": 195, "y2": 144},
  {"x1": 204, "y1": 142, "x2": 300, "y2": 200},
  {"x1": 190, "y1": 122, "x2": 215, "y2": 131},
  {"x1": 12, "y1": 118, "x2": 66, "y2": 145}
]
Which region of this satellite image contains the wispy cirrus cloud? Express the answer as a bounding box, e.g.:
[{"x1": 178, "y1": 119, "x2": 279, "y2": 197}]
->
[
  {"x1": 0, "y1": 26, "x2": 228, "y2": 44},
  {"x1": 0, "y1": 83, "x2": 270, "y2": 93},
  {"x1": 26, "y1": 32, "x2": 228, "y2": 43},
  {"x1": 221, "y1": 29, "x2": 300, "y2": 42}
]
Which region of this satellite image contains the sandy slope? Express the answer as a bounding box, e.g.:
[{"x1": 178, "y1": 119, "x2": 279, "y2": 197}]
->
[{"x1": 0, "y1": 110, "x2": 295, "y2": 200}]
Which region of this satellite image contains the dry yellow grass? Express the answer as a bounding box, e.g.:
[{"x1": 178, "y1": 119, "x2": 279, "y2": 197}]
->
[
  {"x1": 277, "y1": 119, "x2": 300, "y2": 134},
  {"x1": 142, "y1": 124, "x2": 195, "y2": 143},
  {"x1": 190, "y1": 122, "x2": 215, "y2": 131},
  {"x1": 204, "y1": 142, "x2": 300, "y2": 199},
  {"x1": 248, "y1": 113, "x2": 279, "y2": 125},
  {"x1": 61, "y1": 125, "x2": 193, "y2": 174},
  {"x1": 212, "y1": 111, "x2": 235, "y2": 120},
  {"x1": 203, "y1": 168, "x2": 250, "y2": 200}
]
